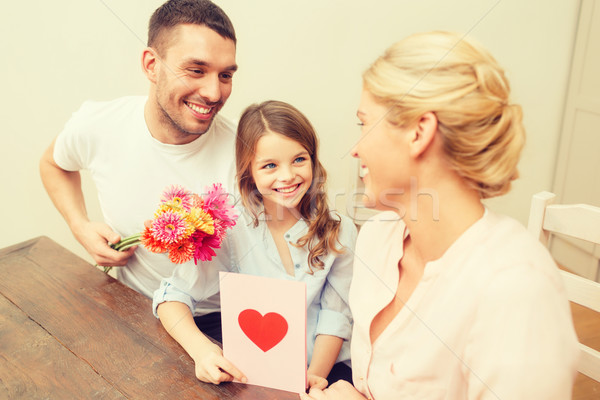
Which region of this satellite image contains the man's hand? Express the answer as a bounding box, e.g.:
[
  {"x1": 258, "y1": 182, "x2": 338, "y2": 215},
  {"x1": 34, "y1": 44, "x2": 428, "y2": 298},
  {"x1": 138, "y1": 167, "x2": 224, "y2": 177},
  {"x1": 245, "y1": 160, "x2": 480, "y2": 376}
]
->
[
  {"x1": 72, "y1": 220, "x2": 136, "y2": 267},
  {"x1": 300, "y1": 380, "x2": 366, "y2": 400},
  {"x1": 192, "y1": 342, "x2": 247, "y2": 384},
  {"x1": 40, "y1": 138, "x2": 135, "y2": 268}
]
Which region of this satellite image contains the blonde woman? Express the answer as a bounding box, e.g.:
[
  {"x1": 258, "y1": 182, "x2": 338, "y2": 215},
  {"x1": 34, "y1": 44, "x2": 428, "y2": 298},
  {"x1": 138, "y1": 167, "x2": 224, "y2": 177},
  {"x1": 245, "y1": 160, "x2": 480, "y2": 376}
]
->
[{"x1": 303, "y1": 31, "x2": 579, "y2": 400}]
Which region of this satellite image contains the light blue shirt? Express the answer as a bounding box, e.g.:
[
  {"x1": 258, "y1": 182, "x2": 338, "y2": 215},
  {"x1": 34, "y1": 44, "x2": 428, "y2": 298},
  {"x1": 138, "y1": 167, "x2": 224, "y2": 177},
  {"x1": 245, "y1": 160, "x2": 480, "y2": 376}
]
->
[{"x1": 153, "y1": 207, "x2": 357, "y2": 366}]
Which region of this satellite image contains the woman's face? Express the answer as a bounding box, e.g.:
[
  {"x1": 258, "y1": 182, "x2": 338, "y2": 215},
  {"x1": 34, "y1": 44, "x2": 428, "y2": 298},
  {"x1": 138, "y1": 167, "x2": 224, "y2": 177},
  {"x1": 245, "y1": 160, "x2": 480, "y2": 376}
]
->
[{"x1": 353, "y1": 88, "x2": 414, "y2": 212}]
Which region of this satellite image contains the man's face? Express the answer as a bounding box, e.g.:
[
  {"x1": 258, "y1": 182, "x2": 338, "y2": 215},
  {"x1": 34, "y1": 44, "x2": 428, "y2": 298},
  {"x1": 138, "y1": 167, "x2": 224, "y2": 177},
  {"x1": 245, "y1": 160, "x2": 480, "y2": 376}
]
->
[{"x1": 152, "y1": 24, "x2": 237, "y2": 143}]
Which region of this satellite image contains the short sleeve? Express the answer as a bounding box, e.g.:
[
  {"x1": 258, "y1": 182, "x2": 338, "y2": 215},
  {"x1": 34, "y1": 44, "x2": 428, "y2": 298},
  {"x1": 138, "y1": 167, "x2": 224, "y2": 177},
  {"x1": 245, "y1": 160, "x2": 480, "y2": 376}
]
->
[
  {"x1": 152, "y1": 280, "x2": 197, "y2": 317},
  {"x1": 53, "y1": 101, "x2": 94, "y2": 172}
]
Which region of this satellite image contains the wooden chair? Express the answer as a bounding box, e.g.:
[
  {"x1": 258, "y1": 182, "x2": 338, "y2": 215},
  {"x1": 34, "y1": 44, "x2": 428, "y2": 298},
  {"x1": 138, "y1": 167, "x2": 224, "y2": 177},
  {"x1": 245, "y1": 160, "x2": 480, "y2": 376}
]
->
[{"x1": 527, "y1": 191, "x2": 600, "y2": 383}]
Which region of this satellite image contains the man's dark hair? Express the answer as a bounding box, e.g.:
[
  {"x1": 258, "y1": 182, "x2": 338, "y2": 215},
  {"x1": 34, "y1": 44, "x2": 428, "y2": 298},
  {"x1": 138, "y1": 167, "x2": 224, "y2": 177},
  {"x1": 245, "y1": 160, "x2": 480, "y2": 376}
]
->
[{"x1": 148, "y1": 0, "x2": 236, "y2": 53}]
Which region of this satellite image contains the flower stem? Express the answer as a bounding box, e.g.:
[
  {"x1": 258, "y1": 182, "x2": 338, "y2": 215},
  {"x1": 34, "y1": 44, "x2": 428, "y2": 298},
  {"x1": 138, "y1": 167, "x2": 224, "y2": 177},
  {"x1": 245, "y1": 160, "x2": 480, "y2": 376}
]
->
[
  {"x1": 103, "y1": 233, "x2": 142, "y2": 274},
  {"x1": 111, "y1": 233, "x2": 142, "y2": 250}
]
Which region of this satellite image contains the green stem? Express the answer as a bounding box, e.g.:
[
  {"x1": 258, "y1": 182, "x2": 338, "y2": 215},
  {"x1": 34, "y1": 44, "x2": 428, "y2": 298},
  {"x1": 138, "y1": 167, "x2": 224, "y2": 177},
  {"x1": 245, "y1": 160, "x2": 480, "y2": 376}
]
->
[
  {"x1": 111, "y1": 233, "x2": 142, "y2": 251},
  {"x1": 103, "y1": 232, "x2": 143, "y2": 274}
]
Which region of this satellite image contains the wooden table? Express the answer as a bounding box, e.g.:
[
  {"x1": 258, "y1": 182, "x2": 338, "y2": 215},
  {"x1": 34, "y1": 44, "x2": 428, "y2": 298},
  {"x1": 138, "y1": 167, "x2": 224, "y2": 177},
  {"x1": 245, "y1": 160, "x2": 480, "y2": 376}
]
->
[{"x1": 0, "y1": 237, "x2": 299, "y2": 399}]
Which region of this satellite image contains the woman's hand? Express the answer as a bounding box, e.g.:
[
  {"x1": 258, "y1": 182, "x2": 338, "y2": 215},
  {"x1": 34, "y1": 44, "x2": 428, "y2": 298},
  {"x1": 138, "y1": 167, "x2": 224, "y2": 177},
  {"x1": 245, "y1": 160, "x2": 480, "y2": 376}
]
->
[
  {"x1": 307, "y1": 373, "x2": 328, "y2": 390},
  {"x1": 300, "y1": 380, "x2": 366, "y2": 400}
]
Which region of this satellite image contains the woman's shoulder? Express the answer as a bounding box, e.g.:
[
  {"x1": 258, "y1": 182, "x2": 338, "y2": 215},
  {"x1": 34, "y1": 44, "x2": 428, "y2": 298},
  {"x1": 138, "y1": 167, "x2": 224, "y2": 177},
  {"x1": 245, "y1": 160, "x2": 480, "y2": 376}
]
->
[{"x1": 468, "y1": 210, "x2": 564, "y2": 291}]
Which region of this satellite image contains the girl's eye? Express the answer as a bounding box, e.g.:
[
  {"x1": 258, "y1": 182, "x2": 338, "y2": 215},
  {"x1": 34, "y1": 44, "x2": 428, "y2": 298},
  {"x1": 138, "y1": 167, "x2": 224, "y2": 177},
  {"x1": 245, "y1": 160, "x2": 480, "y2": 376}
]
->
[
  {"x1": 262, "y1": 163, "x2": 276, "y2": 169},
  {"x1": 294, "y1": 156, "x2": 307, "y2": 163}
]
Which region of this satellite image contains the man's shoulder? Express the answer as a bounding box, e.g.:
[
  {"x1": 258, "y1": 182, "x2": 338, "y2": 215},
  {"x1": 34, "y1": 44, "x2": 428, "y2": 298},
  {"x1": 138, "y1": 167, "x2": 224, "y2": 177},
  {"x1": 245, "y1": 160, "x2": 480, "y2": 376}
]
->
[
  {"x1": 77, "y1": 95, "x2": 146, "y2": 117},
  {"x1": 211, "y1": 113, "x2": 237, "y2": 137}
]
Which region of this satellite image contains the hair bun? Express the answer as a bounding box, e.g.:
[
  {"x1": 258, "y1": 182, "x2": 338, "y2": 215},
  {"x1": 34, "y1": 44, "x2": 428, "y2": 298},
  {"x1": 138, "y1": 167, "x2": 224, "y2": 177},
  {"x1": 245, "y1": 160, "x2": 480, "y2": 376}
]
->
[{"x1": 363, "y1": 31, "x2": 525, "y2": 198}]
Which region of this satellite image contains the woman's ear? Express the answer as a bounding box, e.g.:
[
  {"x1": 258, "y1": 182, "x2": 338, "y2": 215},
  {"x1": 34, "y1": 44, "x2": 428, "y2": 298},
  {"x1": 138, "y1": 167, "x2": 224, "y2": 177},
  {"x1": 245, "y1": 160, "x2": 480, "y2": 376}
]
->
[
  {"x1": 408, "y1": 112, "x2": 438, "y2": 158},
  {"x1": 141, "y1": 47, "x2": 159, "y2": 84}
]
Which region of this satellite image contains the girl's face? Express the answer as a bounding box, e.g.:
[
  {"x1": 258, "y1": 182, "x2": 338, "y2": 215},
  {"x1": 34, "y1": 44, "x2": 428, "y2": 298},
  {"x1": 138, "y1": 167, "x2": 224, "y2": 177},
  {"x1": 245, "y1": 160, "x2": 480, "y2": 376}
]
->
[
  {"x1": 352, "y1": 88, "x2": 414, "y2": 211},
  {"x1": 251, "y1": 130, "x2": 313, "y2": 216}
]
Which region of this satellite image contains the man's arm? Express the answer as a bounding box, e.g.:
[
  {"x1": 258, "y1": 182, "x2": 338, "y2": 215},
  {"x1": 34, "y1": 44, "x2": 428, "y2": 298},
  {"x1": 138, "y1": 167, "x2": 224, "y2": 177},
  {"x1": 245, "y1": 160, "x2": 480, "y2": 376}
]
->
[
  {"x1": 39, "y1": 137, "x2": 135, "y2": 267},
  {"x1": 156, "y1": 301, "x2": 246, "y2": 384}
]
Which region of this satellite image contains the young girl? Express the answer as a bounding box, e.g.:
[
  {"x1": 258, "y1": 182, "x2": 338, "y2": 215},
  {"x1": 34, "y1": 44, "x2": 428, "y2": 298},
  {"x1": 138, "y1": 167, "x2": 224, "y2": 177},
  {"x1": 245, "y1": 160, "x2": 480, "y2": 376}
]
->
[{"x1": 154, "y1": 100, "x2": 356, "y2": 388}]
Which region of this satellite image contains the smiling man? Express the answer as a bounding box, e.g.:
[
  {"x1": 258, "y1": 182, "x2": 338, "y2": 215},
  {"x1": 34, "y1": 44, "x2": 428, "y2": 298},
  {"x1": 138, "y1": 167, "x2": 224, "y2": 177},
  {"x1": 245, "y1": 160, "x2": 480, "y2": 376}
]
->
[
  {"x1": 39, "y1": 0, "x2": 238, "y2": 313},
  {"x1": 145, "y1": 22, "x2": 238, "y2": 144}
]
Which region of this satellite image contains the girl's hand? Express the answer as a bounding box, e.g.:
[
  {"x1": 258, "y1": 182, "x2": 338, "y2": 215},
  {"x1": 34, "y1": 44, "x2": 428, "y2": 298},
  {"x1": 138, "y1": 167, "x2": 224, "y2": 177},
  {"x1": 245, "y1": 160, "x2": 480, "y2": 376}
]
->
[
  {"x1": 300, "y1": 380, "x2": 366, "y2": 400},
  {"x1": 192, "y1": 342, "x2": 247, "y2": 385},
  {"x1": 307, "y1": 373, "x2": 328, "y2": 390}
]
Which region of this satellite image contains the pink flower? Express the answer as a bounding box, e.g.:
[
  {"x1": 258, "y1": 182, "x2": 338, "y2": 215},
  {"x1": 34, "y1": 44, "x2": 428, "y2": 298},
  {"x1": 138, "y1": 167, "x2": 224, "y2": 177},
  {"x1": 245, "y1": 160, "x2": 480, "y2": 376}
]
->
[
  {"x1": 211, "y1": 219, "x2": 227, "y2": 243},
  {"x1": 151, "y1": 210, "x2": 190, "y2": 244},
  {"x1": 203, "y1": 183, "x2": 238, "y2": 228},
  {"x1": 106, "y1": 183, "x2": 237, "y2": 273},
  {"x1": 161, "y1": 184, "x2": 193, "y2": 211},
  {"x1": 191, "y1": 230, "x2": 221, "y2": 263},
  {"x1": 190, "y1": 194, "x2": 204, "y2": 209}
]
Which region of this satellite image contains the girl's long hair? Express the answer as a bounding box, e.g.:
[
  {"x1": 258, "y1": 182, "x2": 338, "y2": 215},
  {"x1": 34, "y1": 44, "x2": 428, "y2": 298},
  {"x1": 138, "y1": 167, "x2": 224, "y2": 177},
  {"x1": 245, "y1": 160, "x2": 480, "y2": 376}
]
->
[{"x1": 236, "y1": 100, "x2": 343, "y2": 272}]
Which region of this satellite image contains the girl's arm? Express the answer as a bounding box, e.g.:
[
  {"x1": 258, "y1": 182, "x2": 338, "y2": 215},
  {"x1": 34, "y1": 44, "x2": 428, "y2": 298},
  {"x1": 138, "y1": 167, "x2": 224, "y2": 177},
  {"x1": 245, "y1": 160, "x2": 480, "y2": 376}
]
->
[
  {"x1": 307, "y1": 334, "x2": 344, "y2": 383},
  {"x1": 156, "y1": 301, "x2": 246, "y2": 384},
  {"x1": 307, "y1": 216, "x2": 358, "y2": 386}
]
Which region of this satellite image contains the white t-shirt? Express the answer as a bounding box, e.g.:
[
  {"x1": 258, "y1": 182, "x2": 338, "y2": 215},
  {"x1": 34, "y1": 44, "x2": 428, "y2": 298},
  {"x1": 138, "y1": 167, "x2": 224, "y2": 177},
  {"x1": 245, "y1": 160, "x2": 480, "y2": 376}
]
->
[
  {"x1": 350, "y1": 210, "x2": 579, "y2": 400},
  {"x1": 54, "y1": 96, "x2": 237, "y2": 304},
  {"x1": 153, "y1": 208, "x2": 357, "y2": 365}
]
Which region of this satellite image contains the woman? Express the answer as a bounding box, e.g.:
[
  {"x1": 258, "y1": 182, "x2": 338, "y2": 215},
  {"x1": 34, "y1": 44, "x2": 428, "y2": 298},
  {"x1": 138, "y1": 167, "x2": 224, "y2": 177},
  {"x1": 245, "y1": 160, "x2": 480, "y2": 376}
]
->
[{"x1": 302, "y1": 31, "x2": 579, "y2": 400}]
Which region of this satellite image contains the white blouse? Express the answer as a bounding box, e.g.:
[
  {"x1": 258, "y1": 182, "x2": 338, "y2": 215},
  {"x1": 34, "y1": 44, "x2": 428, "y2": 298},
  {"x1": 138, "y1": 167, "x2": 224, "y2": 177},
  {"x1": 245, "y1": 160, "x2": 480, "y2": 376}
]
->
[{"x1": 349, "y1": 210, "x2": 579, "y2": 400}]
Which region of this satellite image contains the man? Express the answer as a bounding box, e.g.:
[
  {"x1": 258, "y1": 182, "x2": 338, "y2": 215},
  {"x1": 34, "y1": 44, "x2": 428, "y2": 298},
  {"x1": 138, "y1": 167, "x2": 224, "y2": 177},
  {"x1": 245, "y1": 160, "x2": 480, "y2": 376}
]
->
[{"x1": 39, "y1": 0, "x2": 237, "y2": 311}]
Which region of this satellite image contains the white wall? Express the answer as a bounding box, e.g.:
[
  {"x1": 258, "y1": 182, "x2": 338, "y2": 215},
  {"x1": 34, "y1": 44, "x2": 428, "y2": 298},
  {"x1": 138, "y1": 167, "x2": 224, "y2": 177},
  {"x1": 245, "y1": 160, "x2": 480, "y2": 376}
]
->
[{"x1": 0, "y1": 0, "x2": 579, "y2": 262}]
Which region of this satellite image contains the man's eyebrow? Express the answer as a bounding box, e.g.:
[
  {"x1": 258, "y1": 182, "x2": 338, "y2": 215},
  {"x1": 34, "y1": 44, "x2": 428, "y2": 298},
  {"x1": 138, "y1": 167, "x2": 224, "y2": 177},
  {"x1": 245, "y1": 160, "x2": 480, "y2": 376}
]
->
[{"x1": 185, "y1": 59, "x2": 238, "y2": 72}]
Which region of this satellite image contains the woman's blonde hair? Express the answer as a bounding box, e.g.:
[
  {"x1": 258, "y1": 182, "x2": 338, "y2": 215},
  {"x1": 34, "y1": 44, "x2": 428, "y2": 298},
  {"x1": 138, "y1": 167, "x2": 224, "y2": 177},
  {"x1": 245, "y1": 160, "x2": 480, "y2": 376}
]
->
[
  {"x1": 363, "y1": 31, "x2": 525, "y2": 198},
  {"x1": 236, "y1": 100, "x2": 343, "y2": 272}
]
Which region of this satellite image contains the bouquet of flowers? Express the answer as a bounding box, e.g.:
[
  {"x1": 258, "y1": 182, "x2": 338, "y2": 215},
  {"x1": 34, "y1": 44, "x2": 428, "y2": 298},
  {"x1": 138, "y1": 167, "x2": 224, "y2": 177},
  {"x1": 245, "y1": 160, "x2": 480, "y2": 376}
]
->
[{"x1": 104, "y1": 183, "x2": 237, "y2": 273}]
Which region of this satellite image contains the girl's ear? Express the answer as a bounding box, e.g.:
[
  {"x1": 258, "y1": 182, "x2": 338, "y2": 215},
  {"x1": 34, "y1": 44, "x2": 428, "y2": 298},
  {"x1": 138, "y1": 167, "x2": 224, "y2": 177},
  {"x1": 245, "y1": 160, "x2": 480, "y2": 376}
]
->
[
  {"x1": 141, "y1": 47, "x2": 159, "y2": 84},
  {"x1": 408, "y1": 112, "x2": 438, "y2": 158}
]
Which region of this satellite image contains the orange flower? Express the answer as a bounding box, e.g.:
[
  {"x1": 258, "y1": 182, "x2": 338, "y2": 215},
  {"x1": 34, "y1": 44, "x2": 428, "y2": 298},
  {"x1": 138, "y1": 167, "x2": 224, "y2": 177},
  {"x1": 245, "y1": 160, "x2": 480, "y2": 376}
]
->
[
  {"x1": 140, "y1": 227, "x2": 168, "y2": 253},
  {"x1": 167, "y1": 239, "x2": 195, "y2": 264}
]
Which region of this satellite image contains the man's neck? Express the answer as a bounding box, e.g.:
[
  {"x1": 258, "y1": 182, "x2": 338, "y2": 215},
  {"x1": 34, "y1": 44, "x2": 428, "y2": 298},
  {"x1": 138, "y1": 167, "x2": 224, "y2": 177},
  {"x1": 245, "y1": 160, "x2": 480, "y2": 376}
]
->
[{"x1": 143, "y1": 99, "x2": 203, "y2": 145}]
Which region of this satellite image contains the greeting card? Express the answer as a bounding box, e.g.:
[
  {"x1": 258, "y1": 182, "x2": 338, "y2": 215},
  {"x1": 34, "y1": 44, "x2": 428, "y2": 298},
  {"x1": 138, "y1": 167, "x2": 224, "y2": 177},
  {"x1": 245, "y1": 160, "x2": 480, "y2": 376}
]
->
[{"x1": 219, "y1": 271, "x2": 307, "y2": 393}]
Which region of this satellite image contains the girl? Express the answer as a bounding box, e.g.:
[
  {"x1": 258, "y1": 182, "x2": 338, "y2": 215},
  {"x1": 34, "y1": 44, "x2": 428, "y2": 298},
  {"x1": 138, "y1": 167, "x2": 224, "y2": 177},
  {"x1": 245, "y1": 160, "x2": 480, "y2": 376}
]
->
[
  {"x1": 303, "y1": 31, "x2": 579, "y2": 400},
  {"x1": 154, "y1": 100, "x2": 356, "y2": 388}
]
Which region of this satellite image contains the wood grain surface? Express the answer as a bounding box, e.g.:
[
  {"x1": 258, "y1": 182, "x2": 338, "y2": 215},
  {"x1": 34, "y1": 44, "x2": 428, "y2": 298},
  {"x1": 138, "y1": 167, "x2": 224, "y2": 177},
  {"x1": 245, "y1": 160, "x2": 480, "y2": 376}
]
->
[{"x1": 0, "y1": 237, "x2": 299, "y2": 400}]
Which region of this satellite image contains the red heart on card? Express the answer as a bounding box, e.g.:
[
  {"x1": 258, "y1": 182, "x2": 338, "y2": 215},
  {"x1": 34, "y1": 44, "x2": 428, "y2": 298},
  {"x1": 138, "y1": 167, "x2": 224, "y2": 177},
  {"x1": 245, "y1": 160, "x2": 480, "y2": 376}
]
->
[{"x1": 238, "y1": 309, "x2": 288, "y2": 352}]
